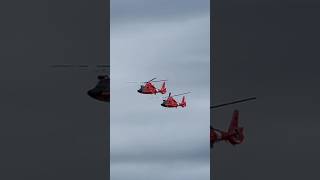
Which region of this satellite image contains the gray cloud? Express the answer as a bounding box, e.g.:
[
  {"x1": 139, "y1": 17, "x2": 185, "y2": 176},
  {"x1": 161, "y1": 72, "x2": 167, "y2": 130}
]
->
[
  {"x1": 111, "y1": 161, "x2": 209, "y2": 180},
  {"x1": 111, "y1": 0, "x2": 209, "y2": 24},
  {"x1": 111, "y1": 1, "x2": 210, "y2": 179}
]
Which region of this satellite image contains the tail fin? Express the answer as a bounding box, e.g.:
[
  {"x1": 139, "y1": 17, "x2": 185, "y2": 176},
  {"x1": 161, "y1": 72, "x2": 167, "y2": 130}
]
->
[
  {"x1": 179, "y1": 96, "x2": 186, "y2": 107},
  {"x1": 158, "y1": 82, "x2": 167, "y2": 94},
  {"x1": 227, "y1": 110, "x2": 244, "y2": 145},
  {"x1": 228, "y1": 110, "x2": 239, "y2": 133}
]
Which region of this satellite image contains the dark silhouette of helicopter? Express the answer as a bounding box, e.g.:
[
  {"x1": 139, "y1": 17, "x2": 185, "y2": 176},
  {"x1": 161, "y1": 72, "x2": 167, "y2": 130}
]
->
[
  {"x1": 87, "y1": 74, "x2": 110, "y2": 102},
  {"x1": 51, "y1": 64, "x2": 110, "y2": 102},
  {"x1": 210, "y1": 97, "x2": 256, "y2": 148}
]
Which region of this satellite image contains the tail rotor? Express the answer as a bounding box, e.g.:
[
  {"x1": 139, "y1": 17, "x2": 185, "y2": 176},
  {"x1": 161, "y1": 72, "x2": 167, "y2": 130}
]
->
[
  {"x1": 157, "y1": 81, "x2": 167, "y2": 94},
  {"x1": 227, "y1": 110, "x2": 244, "y2": 145},
  {"x1": 179, "y1": 96, "x2": 186, "y2": 107}
]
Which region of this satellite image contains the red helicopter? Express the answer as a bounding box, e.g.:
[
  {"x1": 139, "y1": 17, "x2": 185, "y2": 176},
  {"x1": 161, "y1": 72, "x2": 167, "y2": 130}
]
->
[
  {"x1": 161, "y1": 92, "x2": 190, "y2": 108},
  {"x1": 134, "y1": 78, "x2": 167, "y2": 95},
  {"x1": 210, "y1": 97, "x2": 256, "y2": 148}
]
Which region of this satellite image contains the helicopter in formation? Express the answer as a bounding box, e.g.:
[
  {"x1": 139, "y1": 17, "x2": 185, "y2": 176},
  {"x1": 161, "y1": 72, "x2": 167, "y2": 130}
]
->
[
  {"x1": 53, "y1": 64, "x2": 259, "y2": 147},
  {"x1": 161, "y1": 92, "x2": 190, "y2": 108},
  {"x1": 51, "y1": 64, "x2": 110, "y2": 102},
  {"x1": 129, "y1": 78, "x2": 167, "y2": 95},
  {"x1": 130, "y1": 77, "x2": 190, "y2": 108},
  {"x1": 210, "y1": 97, "x2": 256, "y2": 148}
]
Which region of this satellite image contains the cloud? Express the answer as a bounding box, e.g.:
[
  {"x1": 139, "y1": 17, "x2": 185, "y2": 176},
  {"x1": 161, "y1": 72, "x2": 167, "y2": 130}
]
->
[
  {"x1": 111, "y1": 161, "x2": 209, "y2": 180},
  {"x1": 111, "y1": 0, "x2": 209, "y2": 24},
  {"x1": 110, "y1": 0, "x2": 210, "y2": 179}
]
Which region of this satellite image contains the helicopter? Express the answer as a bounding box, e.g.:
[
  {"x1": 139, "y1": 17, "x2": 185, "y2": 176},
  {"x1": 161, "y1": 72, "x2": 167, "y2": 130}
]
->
[
  {"x1": 161, "y1": 92, "x2": 191, "y2": 108},
  {"x1": 50, "y1": 64, "x2": 110, "y2": 102},
  {"x1": 210, "y1": 97, "x2": 256, "y2": 148},
  {"x1": 130, "y1": 78, "x2": 167, "y2": 95},
  {"x1": 87, "y1": 74, "x2": 110, "y2": 102}
]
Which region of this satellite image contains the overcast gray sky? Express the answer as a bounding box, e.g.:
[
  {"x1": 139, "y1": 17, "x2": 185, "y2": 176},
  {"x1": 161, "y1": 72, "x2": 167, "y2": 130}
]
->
[{"x1": 110, "y1": 0, "x2": 210, "y2": 180}]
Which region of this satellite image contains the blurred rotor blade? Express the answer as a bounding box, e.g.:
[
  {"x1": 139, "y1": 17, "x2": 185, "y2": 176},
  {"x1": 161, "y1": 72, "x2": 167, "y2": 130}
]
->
[
  {"x1": 146, "y1": 78, "x2": 157, "y2": 83},
  {"x1": 152, "y1": 80, "x2": 167, "y2": 83},
  {"x1": 211, "y1": 97, "x2": 257, "y2": 109},
  {"x1": 128, "y1": 78, "x2": 164, "y2": 84},
  {"x1": 96, "y1": 64, "x2": 110, "y2": 68},
  {"x1": 50, "y1": 64, "x2": 109, "y2": 68},
  {"x1": 94, "y1": 68, "x2": 108, "y2": 73},
  {"x1": 50, "y1": 64, "x2": 110, "y2": 72},
  {"x1": 171, "y1": 92, "x2": 191, "y2": 97},
  {"x1": 163, "y1": 92, "x2": 191, "y2": 98},
  {"x1": 50, "y1": 64, "x2": 89, "y2": 68}
]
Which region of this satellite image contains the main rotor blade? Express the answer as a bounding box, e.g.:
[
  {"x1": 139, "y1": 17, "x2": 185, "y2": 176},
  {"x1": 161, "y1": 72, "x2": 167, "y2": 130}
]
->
[
  {"x1": 50, "y1": 64, "x2": 88, "y2": 68},
  {"x1": 96, "y1": 65, "x2": 110, "y2": 68},
  {"x1": 50, "y1": 64, "x2": 109, "y2": 69},
  {"x1": 128, "y1": 78, "x2": 166, "y2": 84},
  {"x1": 170, "y1": 92, "x2": 191, "y2": 98},
  {"x1": 50, "y1": 64, "x2": 110, "y2": 73},
  {"x1": 146, "y1": 78, "x2": 157, "y2": 83},
  {"x1": 211, "y1": 97, "x2": 257, "y2": 109},
  {"x1": 151, "y1": 80, "x2": 167, "y2": 83}
]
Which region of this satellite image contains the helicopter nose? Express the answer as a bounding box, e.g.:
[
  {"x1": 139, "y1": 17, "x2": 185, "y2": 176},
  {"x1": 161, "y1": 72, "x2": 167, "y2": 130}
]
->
[
  {"x1": 87, "y1": 90, "x2": 93, "y2": 96},
  {"x1": 87, "y1": 89, "x2": 95, "y2": 98}
]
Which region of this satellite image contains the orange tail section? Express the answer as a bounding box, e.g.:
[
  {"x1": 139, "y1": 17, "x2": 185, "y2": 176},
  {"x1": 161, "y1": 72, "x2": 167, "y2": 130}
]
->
[
  {"x1": 227, "y1": 110, "x2": 244, "y2": 145},
  {"x1": 179, "y1": 96, "x2": 186, "y2": 107},
  {"x1": 228, "y1": 110, "x2": 239, "y2": 132},
  {"x1": 158, "y1": 82, "x2": 167, "y2": 94}
]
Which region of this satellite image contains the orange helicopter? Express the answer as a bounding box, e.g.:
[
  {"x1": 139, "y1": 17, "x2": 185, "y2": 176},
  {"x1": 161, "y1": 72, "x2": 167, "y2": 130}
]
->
[
  {"x1": 161, "y1": 92, "x2": 191, "y2": 108},
  {"x1": 130, "y1": 78, "x2": 167, "y2": 95}
]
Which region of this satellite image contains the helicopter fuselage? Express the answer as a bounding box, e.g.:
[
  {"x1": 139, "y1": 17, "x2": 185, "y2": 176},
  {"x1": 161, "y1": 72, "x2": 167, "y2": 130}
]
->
[
  {"x1": 87, "y1": 76, "x2": 110, "y2": 102},
  {"x1": 161, "y1": 97, "x2": 179, "y2": 108},
  {"x1": 137, "y1": 82, "x2": 158, "y2": 94}
]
